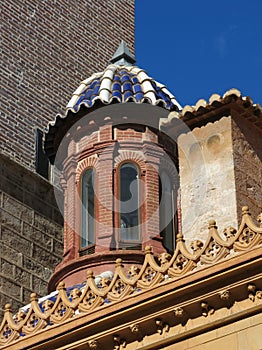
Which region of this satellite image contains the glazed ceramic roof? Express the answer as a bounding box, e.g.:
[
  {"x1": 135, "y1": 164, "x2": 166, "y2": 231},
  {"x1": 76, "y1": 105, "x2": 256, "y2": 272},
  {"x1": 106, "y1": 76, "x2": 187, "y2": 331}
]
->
[
  {"x1": 65, "y1": 64, "x2": 182, "y2": 113},
  {"x1": 44, "y1": 42, "x2": 182, "y2": 163}
]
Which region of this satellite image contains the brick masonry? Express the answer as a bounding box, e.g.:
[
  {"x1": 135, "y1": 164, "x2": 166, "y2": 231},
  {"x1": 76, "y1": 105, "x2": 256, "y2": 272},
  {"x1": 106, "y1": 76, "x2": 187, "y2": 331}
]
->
[
  {"x1": 49, "y1": 122, "x2": 178, "y2": 288},
  {"x1": 1, "y1": 0, "x2": 135, "y2": 170}
]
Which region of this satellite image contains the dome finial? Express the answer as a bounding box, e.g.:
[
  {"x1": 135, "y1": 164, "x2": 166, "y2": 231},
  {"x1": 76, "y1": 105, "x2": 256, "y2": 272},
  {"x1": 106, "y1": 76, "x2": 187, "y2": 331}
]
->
[{"x1": 110, "y1": 40, "x2": 136, "y2": 66}]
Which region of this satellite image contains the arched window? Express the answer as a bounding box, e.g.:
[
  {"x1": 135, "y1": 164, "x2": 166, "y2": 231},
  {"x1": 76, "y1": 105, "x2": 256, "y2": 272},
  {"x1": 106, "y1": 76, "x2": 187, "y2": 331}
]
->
[
  {"x1": 159, "y1": 171, "x2": 175, "y2": 252},
  {"x1": 119, "y1": 163, "x2": 140, "y2": 243},
  {"x1": 81, "y1": 169, "x2": 95, "y2": 248}
]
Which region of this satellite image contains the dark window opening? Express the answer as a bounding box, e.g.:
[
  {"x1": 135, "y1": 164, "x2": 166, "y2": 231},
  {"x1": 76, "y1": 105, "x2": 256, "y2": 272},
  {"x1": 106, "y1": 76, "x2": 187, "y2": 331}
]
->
[
  {"x1": 159, "y1": 171, "x2": 175, "y2": 253},
  {"x1": 120, "y1": 163, "x2": 140, "y2": 242},
  {"x1": 35, "y1": 128, "x2": 50, "y2": 179},
  {"x1": 81, "y1": 169, "x2": 95, "y2": 248}
]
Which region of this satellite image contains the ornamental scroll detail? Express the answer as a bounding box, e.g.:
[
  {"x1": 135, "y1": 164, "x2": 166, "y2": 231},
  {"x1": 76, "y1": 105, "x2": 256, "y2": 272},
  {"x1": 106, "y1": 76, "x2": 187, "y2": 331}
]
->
[{"x1": 0, "y1": 206, "x2": 261, "y2": 347}]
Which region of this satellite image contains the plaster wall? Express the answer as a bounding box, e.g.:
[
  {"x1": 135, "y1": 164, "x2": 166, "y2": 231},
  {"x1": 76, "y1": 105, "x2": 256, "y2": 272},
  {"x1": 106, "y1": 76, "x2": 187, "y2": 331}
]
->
[{"x1": 178, "y1": 117, "x2": 238, "y2": 244}]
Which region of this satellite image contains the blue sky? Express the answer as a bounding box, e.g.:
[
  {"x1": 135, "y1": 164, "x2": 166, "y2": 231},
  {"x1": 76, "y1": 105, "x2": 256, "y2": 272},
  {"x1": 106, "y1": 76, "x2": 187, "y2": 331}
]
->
[{"x1": 135, "y1": 0, "x2": 262, "y2": 106}]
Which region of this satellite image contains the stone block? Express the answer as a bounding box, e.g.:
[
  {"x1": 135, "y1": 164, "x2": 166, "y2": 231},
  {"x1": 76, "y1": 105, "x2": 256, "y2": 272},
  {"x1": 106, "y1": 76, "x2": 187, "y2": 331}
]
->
[
  {"x1": 0, "y1": 209, "x2": 22, "y2": 232},
  {"x1": 1, "y1": 225, "x2": 32, "y2": 253},
  {"x1": 2, "y1": 193, "x2": 34, "y2": 224},
  {"x1": 33, "y1": 212, "x2": 61, "y2": 235},
  {"x1": 0, "y1": 276, "x2": 21, "y2": 300},
  {"x1": 0, "y1": 241, "x2": 23, "y2": 266},
  {"x1": 22, "y1": 256, "x2": 52, "y2": 281},
  {"x1": 32, "y1": 275, "x2": 48, "y2": 296},
  {"x1": 15, "y1": 266, "x2": 31, "y2": 289},
  {"x1": 22, "y1": 224, "x2": 53, "y2": 251},
  {"x1": 32, "y1": 243, "x2": 60, "y2": 267},
  {"x1": 0, "y1": 175, "x2": 24, "y2": 203},
  {"x1": 53, "y1": 238, "x2": 63, "y2": 255},
  {"x1": 24, "y1": 192, "x2": 53, "y2": 218},
  {"x1": 22, "y1": 287, "x2": 33, "y2": 305},
  {"x1": 0, "y1": 258, "x2": 14, "y2": 278}
]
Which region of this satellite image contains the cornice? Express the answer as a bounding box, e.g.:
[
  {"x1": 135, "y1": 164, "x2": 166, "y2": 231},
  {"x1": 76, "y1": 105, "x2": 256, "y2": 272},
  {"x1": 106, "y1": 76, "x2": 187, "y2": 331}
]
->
[{"x1": 160, "y1": 89, "x2": 262, "y2": 137}]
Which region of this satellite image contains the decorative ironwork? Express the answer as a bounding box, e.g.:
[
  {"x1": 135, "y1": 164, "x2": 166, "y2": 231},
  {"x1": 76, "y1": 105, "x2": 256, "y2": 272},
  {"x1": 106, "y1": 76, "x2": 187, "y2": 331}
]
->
[{"x1": 0, "y1": 206, "x2": 261, "y2": 346}]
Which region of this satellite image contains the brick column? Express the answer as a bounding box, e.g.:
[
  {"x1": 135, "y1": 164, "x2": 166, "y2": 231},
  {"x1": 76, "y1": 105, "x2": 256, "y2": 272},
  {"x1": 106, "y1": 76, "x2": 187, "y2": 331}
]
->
[
  {"x1": 142, "y1": 142, "x2": 165, "y2": 253},
  {"x1": 95, "y1": 125, "x2": 116, "y2": 252}
]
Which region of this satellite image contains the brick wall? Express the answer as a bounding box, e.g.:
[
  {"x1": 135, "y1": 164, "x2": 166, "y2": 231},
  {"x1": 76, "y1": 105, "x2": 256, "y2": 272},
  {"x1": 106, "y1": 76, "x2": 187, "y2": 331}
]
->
[{"x1": 1, "y1": 0, "x2": 135, "y2": 170}]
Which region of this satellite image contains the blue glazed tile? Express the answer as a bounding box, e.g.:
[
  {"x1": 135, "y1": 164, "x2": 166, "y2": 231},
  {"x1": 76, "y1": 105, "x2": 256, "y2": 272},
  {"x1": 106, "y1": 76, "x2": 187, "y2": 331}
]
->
[
  {"x1": 131, "y1": 76, "x2": 139, "y2": 84},
  {"x1": 67, "y1": 65, "x2": 181, "y2": 112},
  {"x1": 93, "y1": 85, "x2": 100, "y2": 95},
  {"x1": 119, "y1": 70, "x2": 127, "y2": 75},
  {"x1": 112, "y1": 90, "x2": 122, "y2": 99},
  {"x1": 89, "y1": 79, "x2": 99, "y2": 90},
  {"x1": 114, "y1": 74, "x2": 121, "y2": 81},
  {"x1": 135, "y1": 92, "x2": 144, "y2": 101},
  {"x1": 133, "y1": 84, "x2": 142, "y2": 93},
  {"x1": 112, "y1": 81, "x2": 121, "y2": 91},
  {"x1": 157, "y1": 90, "x2": 169, "y2": 101},
  {"x1": 124, "y1": 90, "x2": 133, "y2": 100},
  {"x1": 75, "y1": 94, "x2": 86, "y2": 106},
  {"x1": 121, "y1": 74, "x2": 131, "y2": 83},
  {"x1": 84, "y1": 89, "x2": 94, "y2": 100},
  {"x1": 123, "y1": 82, "x2": 132, "y2": 92}
]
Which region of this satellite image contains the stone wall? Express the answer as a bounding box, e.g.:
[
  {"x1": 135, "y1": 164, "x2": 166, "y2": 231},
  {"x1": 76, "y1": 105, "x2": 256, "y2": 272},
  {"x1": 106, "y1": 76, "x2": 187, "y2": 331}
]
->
[
  {"x1": 0, "y1": 154, "x2": 63, "y2": 318},
  {"x1": 232, "y1": 116, "x2": 262, "y2": 221},
  {"x1": 163, "y1": 314, "x2": 262, "y2": 350},
  {"x1": 178, "y1": 116, "x2": 238, "y2": 244},
  {"x1": 178, "y1": 114, "x2": 262, "y2": 244}
]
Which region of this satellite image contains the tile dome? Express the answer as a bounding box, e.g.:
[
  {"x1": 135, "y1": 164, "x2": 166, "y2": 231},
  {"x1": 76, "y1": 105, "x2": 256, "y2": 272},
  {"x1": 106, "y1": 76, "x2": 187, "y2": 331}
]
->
[
  {"x1": 44, "y1": 42, "x2": 182, "y2": 163},
  {"x1": 66, "y1": 64, "x2": 182, "y2": 113}
]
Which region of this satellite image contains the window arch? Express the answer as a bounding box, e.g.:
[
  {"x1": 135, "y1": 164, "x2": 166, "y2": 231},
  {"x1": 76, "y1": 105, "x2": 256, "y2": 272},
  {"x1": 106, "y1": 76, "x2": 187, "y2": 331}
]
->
[
  {"x1": 159, "y1": 171, "x2": 175, "y2": 252},
  {"x1": 81, "y1": 168, "x2": 95, "y2": 248},
  {"x1": 119, "y1": 162, "x2": 140, "y2": 243}
]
